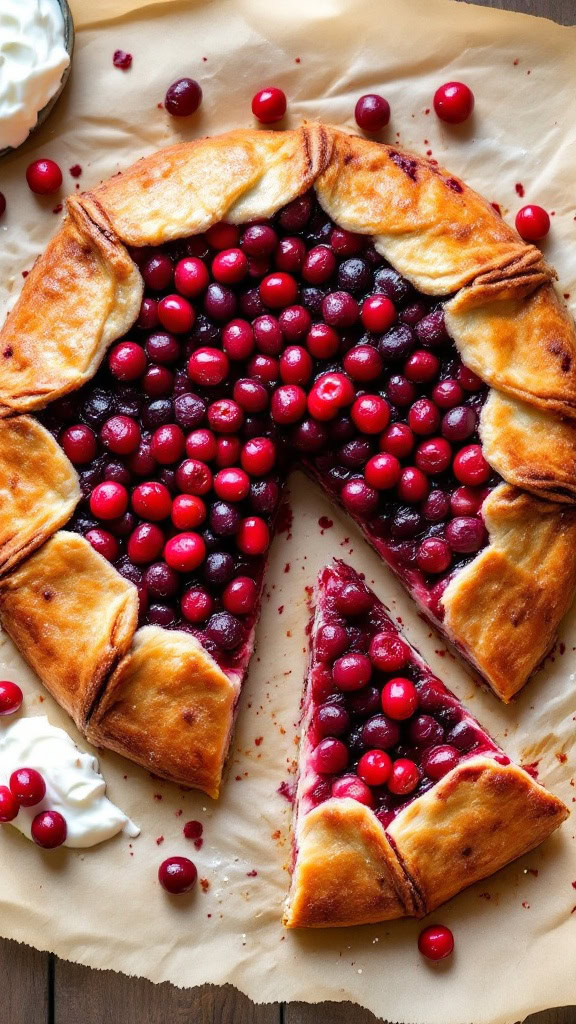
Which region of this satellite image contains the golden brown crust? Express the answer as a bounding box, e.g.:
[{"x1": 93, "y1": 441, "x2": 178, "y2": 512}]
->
[
  {"x1": 441, "y1": 484, "x2": 576, "y2": 701},
  {"x1": 387, "y1": 756, "x2": 568, "y2": 911},
  {"x1": 0, "y1": 198, "x2": 142, "y2": 415},
  {"x1": 284, "y1": 798, "x2": 422, "y2": 928},
  {"x1": 0, "y1": 531, "x2": 138, "y2": 729},
  {"x1": 0, "y1": 416, "x2": 80, "y2": 574},
  {"x1": 87, "y1": 625, "x2": 239, "y2": 800}
]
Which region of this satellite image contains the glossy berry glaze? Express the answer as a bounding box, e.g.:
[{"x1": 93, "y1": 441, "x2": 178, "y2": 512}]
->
[
  {"x1": 40, "y1": 191, "x2": 498, "y2": 673},
  {"x1": 296, "y1": 561, "x2": 508, "y2": 832}
]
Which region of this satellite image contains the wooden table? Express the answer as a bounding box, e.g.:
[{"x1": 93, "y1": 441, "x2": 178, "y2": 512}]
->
[{"x1": 2, "y1": 0, "x2": 575, "y2": 1020}]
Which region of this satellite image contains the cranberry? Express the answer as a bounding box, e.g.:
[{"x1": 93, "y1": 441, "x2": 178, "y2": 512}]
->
[
  {"x1": 351, "y1": 394, "x2": 390, "y2": 434},
  {"x1": 10, "y1": 767, "x2": 45, "y2": 806},
  {"x1": 409, "y1": 714, "x2": 445, "y2": 748},
  {"x1": 355, "y1": 92, "x2": 391, "y2": 130},
  {"x1": 205, "y1": 223, "x2": 239, "y2": 250},
  {"x1": 259, "y1": 272, "x2": 298, "y2": 308},
  {"x1": 157, "y1": 294, "x2": 195, "y2": 333},
  {"x1": 337, "y1": 258, "x2": 372, "y2": 295},
  {"x1": 360, "y1": 295, "x2": 396, "y2": 333},
  {"x1": 414, "y1": 308, "x2": 449, "y2": 348},
  {"x1": 0, "y1": 786, "x2": 19, "y2": 822},
  {"x1": 158, "y1": 855, "x2": 198, "y2": 893},
  {"x1": 241, "y1": 437, "x2": 276, "y2": 476},
  {"x1": 181, "y1": 587, "x2": 214, "y2": 622},
  {"x1": 362, "y1": 714, "x2": 400, "y2": 750},
  {"x1": 233, "y1": 378, "x2": 269, "y2": 413},
  {"x1": 142, "y1": 253, "x2": 173, "y2": 291},
  {"x1": 188, "y1": 348, "x2": 229, "y2": 387},
  {"x1": 60, "y1": 424, "x2": 97, "y2": 464},
  {"x1": 334, "y1": 581, "x2": 372, "y2": 617},
  {"x1": 332, "y1": 653, "x2": 372, "y2": 691},
  {"x1": 26, "y1": 159, "x2": 62, "y2": 195},
  {"x1": 362, "y1": 452, "x2": 399, "y2": 491},
  {"x1": 422, "y1": 490, "x2": 450, "y2": 522},
  {"x1": 212, "y1": 467, "x2": 249, "y2": 502},
  {"x1": 433, "y1": 81, "x2": 474, "y2": 123},
  {"x1": 100, "y1": 415, "x2": 140, "y2": 455},
  {"x1": 207, "y1": 610, "x2": 244, "y2": 650},
  {"x1": 171, "y1": 494, "x2": 206, "y2": 530},
  {"x1": 145, "y1": 332, "x2": 180, "y2": 365},
  {"x1": 210, "y1": 248, "x2": 246, "y2": 285},
  {"x1": 422, "y1": 744, "x2": 460, "y2": 780},
  {"x1": 331, "y1": 775, "x2": 374, "y2": 806},
  {"x1": 329, "y1": 228, "x2": 365, "y2": 256},
  {"x1": 142, "y1": 365, "x2": 174, "y2": 397},
  {"x1": 291, "y1": 418, "x2": 328, "y2": 453},
  {"x1": 0, "y1": 681, "x2": 23, "y2": 716},
  {"x1": 369, "y1": 633, "x2": 410, "y2": 672},
  {"x1": 322, "y1": 291, "x2": 359, "y2": 328},
  {"x1": 314, "y1": 703, "x2": 350, "y2": 737},
  {"x1": 236, "y1": 516, "x2": 270, "y2": 555},
  {"x1": 251, "y1": 87, "x2": 286, "y2": 123},
  {"x1": 164, "y1": 532, "x2": 206, "y2": 572},
  {"x1": 441, "y1": 405, "x2": 476, "y2": 441},
  {"x1": 275, "y1": 236, "x2": 306, "y2": 272},
  {"x1": 312, "y1": 737, "x2": 349, "y2": 774},
  {"x1": 445, "y1": 516, "x2": 487, "y2": 553},
  {"x1": 132, "y1": 480, "x2": 172, "y2": 519},
  {"x1": 386, "y1": 375, "x2": 416, "y2": 408},
  {"x1": 279, "y1": 305, "x2": 311, "y2": 342},
  {"x1": 308, "y1": 372, "x2": 355, "y2": 421},
  {"x1": 398, "y1": 466, "x2": 429, "y2": 503},
  {"x1": 416, "y1": 538, "x2": 452, "y2": 574},
  {"x1": 221, "y1": 320, "x2": 254, "y2": 362},
  {"x1": 447, "y1": 720, "x2": 480, "y2": 751},
  {"x1": 408, "y1": 398, "x2": 440, "y2": 436},
  {"x1": 85, "y1": 528, "x2": 119, "y2": 562},
  {"x1": 277, "y1": 346, "x2": 312, "y2": 387},
  {"x1": 450, "y1": 485, "x2": 483, "y2": 516},
  {"x1": 418, "y1": 924, "x2": 454, "y2": 961},
  {"x1": 453, "y1": 444, "x2": 491, "y2": 485},
  {"x1": 380, "y1": 423, "x2": 414, "y2": 458},
  {"x1": 144, "y1": 562, "x2": 179, "y2": 598},
  {"x1": 90, "y1": 481, "x2": 128, "y2": 520},
  {"x1": 215, "y1": 437, "x2": 242, "y2": 468},
  {"x1": 341, "y1": 478, "x2": 379, "y2": 517},
  {"x1": 342, "y1": 346, "x2": 382, "y2": 383},
  {"x1": 457, "y1": 364, "x2": 484, "y2": 392},
  {"x1": 208, "y1": 398, "x2": 244, "y2": 434},
  {"x1": 415, "y1": 437, "x2": 452, "y2": 475},
  {"x1": 183, "y1": 430, "x2": 215, "y2": 463},
  {"x1": 174, "y1": 257, "x2": 209, "y2": 297},
  {"x1": 126, "y1": 523, "x2": 164, "y2": 564},
  {"x1": 404, "y1": 350, "x2": 440, "y2": 384},
  {"x1": 358, "y1": 749, "x2": 392, "y2": 786},
  {"x1": 164, "y1": 78, "x2": 202, "y2": 117},
  {"x1": 381, "y1": 678, "x2": 418, "y2": 720},
  {"x1": 242, "y1": 224, "x2": 278, "y2": 256},
  {"x1": 108, "y1": 342, "x2": 147, "y2": 381},
  {"x1": 316, "y1": 623, "x2": 349, "y2": 661},
  {"x1": 374, "y1": 265, "x2": 411, "y2": 303},
  {"x1": 432, "y1": 379, "x2": 464, "y2": 409},
  {"x1": 222, "y1": 576, "x2": 258, "y2": 615},
  {"x1": 31, "y1": 810, "x2": 67, "y2": 849},
  {"x1": 137, "y1": 297, "x2": 159, "y2": 329},
  {"x1": 306, "y1": 323, "x2": 340, "y2": 359},
  {"x1": 388, "y1": 758, "x2": 420, "y2": 795},
  {"x1": 271, "y1": 384, "x2": 307, "y2": 425},
  {"x1": 203, "y1": 283, "x2": 237, "y2": 322},
  {"x1": 515, "y1": 204, "x2": 550, "y2": 241},
  {"x1": 301, "y1": 245, "x2": 335, "y2": 285}
]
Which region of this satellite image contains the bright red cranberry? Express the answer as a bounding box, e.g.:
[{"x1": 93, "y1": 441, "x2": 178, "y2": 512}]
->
[
  {"x1": 142, "y1": 365, "x2": 174, "y2": 397},
  {"x1": 274, "y1": 236, "x2": 306, "y2": 273},
  {"x1": 306, "y1": 323, "x2": 340, "y2": 359},
  {"x1": 31, "y1": 810, "x2": 67, "y2": 849},
  {"x1": 453, "y1": 444, "x2": 491, "y2": 485},
  {"x1": 312, "y1": 737, "x2": 349, "y2": 774},
  {"x1": 330, "y1": 228, "x2": 365, "y2": 256},
  {"x1": 341, "y1": 478, "x2": 379, "y2": 516},
  {"x1": 364, "y1": 452, "x2": 401, "y2": 490},
  {"x1": 251, "y1": 87, "x2": 286, "y2": 123},
  {"x1": 404, "y1": 350, "x2": 440, "y2": 384},
  {"x1": 85, "y1": 528, "x2": 119, "y2": 562},
  {"x1": 355, "y1": 93, "x2": 391, "y2": 131},
  {"x1": 408, "y1": 398, "x2": 441, "y2": 435},
  {"x1": 433, "y1": 81, "x2": 474, "y2": 123},
  {"x1": 241, "y1": 224, "x2": 278, "y2": 256},
  {"x1": 380, "y1": 423, "x2": 414, "y2": 458},
  {"x1": 222, "y1": 320, "x2": 254, "y2": 361},
  {"x1": 322, "y1": 291, "x2": 359, "y2": 328},
  {"x1": 388, "y1": 758, "x2": 420, "y2": 795},
  {"x1": 381, "y1": 678, "x2": 418, "y2": 720},
  {"x1": 415, "y1": 437, "x2": 452, "y2": 475},
  {"x1": 432, "y1": 379, "x2": 464, "y2": 409},
  {"x1": 186, "y1": 429, "x2": 217, "y2": 462},
  {"x1": 422, "y1": 744, "x2": 460, "y2": 780},
  {"x1": 398, "y1": 466, "x2": 429, "y2": 503},
  {"x1": 127, "y1": 439, "x2": 157, "y2": 477},
  {"x1": 236, "y1": 516, "x2": 270, "y2": 555},
  {"x1": 187, "y1": 347, "x2": 229, "y2": 387},
  {"x1": 351, "y1": 395, "x2": 390, "y2": 434},
  {"x1": 174, "y1": 256, "x2": 209, "y2": 297},
  {"x1": 212, "y1": 248, "x2": 248, "y2": 285},
  {"x1": 108, "y1": 342, "x2": 147, "y2": 381},
  {"x1": 142, "y1": 253, "x2": 173, "y2": 291},
  {"x1": 127, "y1": 523, "x2": 164, "y2": 564},
  {"x1": 301, "y1": 245, "x2": 336, "y2": 285},
  {"x1": 10, "y1": 768, "x2": 45, "y2": 807},
  {"x1": 0, "y1": 785, "x2": 19, "y2": 822},
  {"x1": 457, "y1": 364, "x2": 483, "y2": 392},
  {"x1": 332, "y1": 652, "x2": 372, "y2": 691},
  {"x1": 315, "y1": 623, "x2": 348, "y2": 661},
  {"x1": 60, "y1": 424, "x2": 97, "y2": 464},
  {"x1": 370, "y1": 633, "x2": 410, "y2": 672},
  {"x1": 175, "y1": 459, "x2": 213, "y2": 496},
  {"x1": 358, "y1": 749, "x2": 392, "y2": 786},
  {"x1": 132, "y1": 480, "x2": 172, "y2": 519},
  {"x1": 90, "y1": 481, "x2": 128, "y2": 520},
  {"x1": 100, "y1": 415, "x2": 140, "y2": 455},
  {"x1": 515, "y1": 204, "x2": 550, "y2": 241},
  {"x1": 159, "y1": 855, "x2": 198, "y2": 893},
  {"x1": 416, "y1": 538, "x2": 452, "y2": 574},
  {"x1": 308, "y1": 372, "x2": 355, "y2": 421},
  {"x1": 205, "y1": 225, "x2": 239, "y2": 252},
  {"x1": 222, "y1": 576, "x2": 258, "y2": 615},
  {"x1": 445, "y1": 516, "x2": 487, "y2": 553},
  {"x1": 418, "y1": 924, "x2": 454, "y2": 961},
  {"x1": 271, "y1": 384, "x2": 307, "y2": 425},
  {"x1": 0, "y1": 681, "x2": 23, "y2": 716},
  {"x1": 157, "y1": 295, "x2": 195, "y2": 334},
  {"x1": 171, "y1": 494, "x2": 206, "y2": 530},
  {"x1": 259, "y1": 272, "x2": 298, "y2": 308},
  {"x1": 164, "y1": 78, "x2": 202, "y2": 116},
  {"x1": 181, "y1": 586, "x2": 214, "y2": 622},
  {"x1": 233, "y1": 378, "x2": 269, "y2": 413},
  {"x1": 164, "y1": 532, "x2": 206, "y2": 572},
  {"x1": 215, "y1": 437, "x2": 242, "y2": 468},
  {"x1": 361, "y1": 295, "x2": 396, "y2": 332},
  {"x1": 331, "y1": 775, "x2": 374, "y2": 806},
  {"x1": 279, "y1": 345, "x2": 312, "y2": 386},
  {"x1": 241, "y1": 437, "x2": 276, "y2": 476},
  {"x1": 450, "y1": 485, "x2": 483, "y2": 516},
  {"x1": 207, "y1": 398, "x2": 244, "y2": 434},
  {"x1": 253, "y1": 314, "x2": 283, "y2": 355},
  {"x1": 342, "y1": 345, "x2": 382, "y2": 383},
  {"x1": 26, "y1": 159, "x2": 62, "y2": 195},
  {"x1": 213, "y1": 467, "x2": 250, "y2": 502}
]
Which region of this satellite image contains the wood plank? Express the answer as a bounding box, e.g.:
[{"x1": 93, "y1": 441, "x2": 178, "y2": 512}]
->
[
  {"x1": 459, "y1": 0, "x2": 575, "y2": 24},
  {"x1": 54, "y1": 961, "x2": 280, "y2": 1024},
  {"x1": 285, "y1": 1003, "x2": 381, "y2": 1024},
  {"x1": 0, "y1": 937, "x2": 49, "y2": 1024}
]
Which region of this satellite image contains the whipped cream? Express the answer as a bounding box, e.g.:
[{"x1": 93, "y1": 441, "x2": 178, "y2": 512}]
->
[
  {"x1": 0, "y1": 0, "x2": 70, "y2": 150},
  {"x1": 0, "y1": 716, "x2": 139, "y2": 848}
]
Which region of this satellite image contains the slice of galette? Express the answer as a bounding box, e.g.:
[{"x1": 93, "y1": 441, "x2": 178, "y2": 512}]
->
[
  {"x1": 1, "y1": 125, "x2": 576, "y2": 798},
  {"x1": 284, "y1": 561, "x2": 568, "y2": 928}
]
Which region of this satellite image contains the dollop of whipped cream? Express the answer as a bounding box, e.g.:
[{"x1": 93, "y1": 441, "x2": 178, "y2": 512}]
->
[
  {"x1": 0, "y1": 0, "x2": 70, "y2": 150},
  {"x1": 0, "y1": 716, "x2": 139, "y2": 848}
]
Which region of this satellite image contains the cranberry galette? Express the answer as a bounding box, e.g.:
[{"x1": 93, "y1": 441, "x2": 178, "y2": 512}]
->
[
  {"x1": 0, "y1": 125, "x2": 576, "y2": 796},
  {"x1": 285, "y1": 560, "x2": 567, "y2": 928}
]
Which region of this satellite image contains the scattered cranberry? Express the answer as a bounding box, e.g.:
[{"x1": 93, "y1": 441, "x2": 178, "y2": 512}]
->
[
  {"x1": 0, "y1": 786, "x2": 20, "y2": 822},
  {"x1": 158, "y1": 856, "x2": 198, "y2": 893},
  {"x1": 381, "y1": 678, "x2": 418, "y2": 720},
  {"x1": 398, "y1": 466, "x2": 429, "y2": 503},
  {"x1": 422, "y1": 744, "x2": 460, "y2": 780},
  {"x1": 223, "y1": 577, "x2": 258, "y2": 615},
  {"x1": 453, "y1": 444, "x2": 491, "y2": 486},
  {"x1": 364, "y1": 452, "x2": 401, "y2": 490},
  {"x1": 113, "y1": 50, "x2": 132, "y2": 70},
  {"x1": 9, "y1": 768, "x2": 45, "y2": 807},
  {"x1": 322, "y1": 291, "x2": 359, "y2": 328},
  {"x1": 182, "y1": 587, "x2": 214, "y2": 623},
  {"x1": 416, "y1": 538, "x2": 452, "y2": 574},
  {"x1": 26, "y1": 159, "x2": 62, "y2": 195},
  {"x1": 303, "y1": 245, "x2": 336, "y2": 284},
  {"x1": 380, "y1": 423, "x2": 414, "y2": 458},
  {"x1": 418, "y1": 924, "x2": 454, "y2": 961},
  {"x1": 164, "y1": 532, "x2": 206, "y2": 572},
  {"x1": 171, "y1": 494, "x2": 206, "y2": 530},
  {"x1": 158, "y1": 294, "x2": 195, "y2": 334},
  {"x1": 212, "y1": 248, "x2": 248, "y2": 284},
  {"x1": 433, "y1": 81, "x2": 474, "y2": 124},
  {"x1": 260, "y1": 272, "x2": 298, "y2": 309},
  {"x1": 222, "y1": 320, "x2": 254, "y2": 361},
  {"x1": 174, "y1": 257, "x2": 210, "y2": 296},
  {"x1": 358, "y1": 749, "x2": 392, "y2": 786},
  {"x1": 341, "y1": 478, "x2": 379, "y2": 516},
  {"x1": 306, "y1": 323, "x2": 340, "y2": 359},
  {"x1": 132, "y1": 481, "x2": 172, "y2": 520},
  {"x1": 361, "y1": 294, "x2": 396, "y2": 332},
  {"x1": 251, "y1": 87, "x2": 287, "y2": 123},
  {"x1": 515, "y1": 205, "x2": 550, "y2": 241},
  {"x1": 31, "y1": 810, "x2": 67, "y2": 849},
  {"x1": 388, "y1": 758, "x2": 420, "y2": 795},
  {"x1": 188, "y1": 347, "x2": 229, "y2": 387},
  {"x1": 101, "y1": 415, "x2": 141, "y2": 455},
  {"x1": 241, "y1": 437, "x2": 276, "y2": 475},
  {"x1": 127, "y1": 523, "x2": 164, "y2": 564},
  {"x1": 355, "y1": 94, "x2": 391, "y2": 132},
  {"x1": 332, "y1": 653, "x2": 372, "y2": 692},
  {"x1": 90, "y1": 481, "x2": 128, "y2": 520},
  {"x1": 164, "y1": 78, "x2": 202, "y2": 117},
  {"x1": 351, "y1": 394, "x2": 390, "y2": 434},
  {"x1": 108, "y1": 342, "x2": 147, "y2": 381},
  {"x1": 236, "y1": 516, "x2": 270, "y2": 555},
  {"x1": 0, "y1": 681, "x2": 23, "y2": 716},
  {"x1": 308, "y1": 372, "x2": 355, "y2": 421}
]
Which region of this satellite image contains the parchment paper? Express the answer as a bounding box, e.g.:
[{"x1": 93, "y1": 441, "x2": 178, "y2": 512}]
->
[{"x1": 0, "y1": 2, "x2": 576, "y2": 1021}]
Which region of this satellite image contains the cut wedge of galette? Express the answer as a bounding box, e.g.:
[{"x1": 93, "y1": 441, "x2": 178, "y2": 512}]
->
[
  {"x1": 1, "y1": 125, "x2": 576, "y2": 797},
  {"x1": 284, "y1": 560, "x2": 568, "y2": 928}
]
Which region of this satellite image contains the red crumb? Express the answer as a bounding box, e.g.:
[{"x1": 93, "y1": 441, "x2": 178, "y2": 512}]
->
[
  {"x1": 522, "y1": 761, "x2": 540, "y2": 779},
  {"x1": 194, "y1": 838, "x2": 203, "y2": 850},
  {"x1": 560, "y1": 642, "x2": 566, "y2": 654},
  {"x1": 284, "y1": 562, "x2": 290, "y2": 573},
  {"x1": 522, "y1": 902, "x2": 530, "y2": 909},
  {"x1": 527, "y1": 868, "x2": 539, "y2": 877},
  {"x1": 202, "y1": 57, "x2": 208, "y2": 62},
  {"x1": 69, "y1": 164, "x2": 82, "y2": 178},
  {"x1": 22, "y1": 271, "x2": 29, "y2": 278},
  {"x1": 157, "y1": 102, "x2": 163, "y2": 109},
  {"x1": 295, "y1": 57, "x2": 301, "y2": 63},
  {"x1": 156, "y1": 836, "x2": 164, "y2": 846},
  {"x1": 255, "y1": 736, "x2": 264, "y2": 746},
  {"x1": 175, "y1": 809, "x2": 183, "y2": 817},
  {"x1": 276, "y1": 499, "x2": 293, "y2": 537},
  {"x1": 318, "y1": 516, "x2": 333, "y2": 531},
  {"x1": 424, "y1": 108, "x2": 430, "y2": 114},
  {"x1": 183, "y1": 820, "x2": 203, "y2": 840},
  {"x1": 556, "y1": 752, "x2": 568, "y2": 764},
  {"x1": 153, "y1": 793, "x2": 163, "y2": 800},
  {"x1": 113, "y1": 50, "x2": 132, "y2": 70},
  {"x1": 272, "y1": 830, "x2": 282, "y2": 840},
  {"x1": 38, "y1": 695, "x2": 44, "y2": 702},
  {"x1": 278, "y1": 605, "x2": 284, "y2": 614},
  {"x1": 515, "y1": 183, "x2": 525, "y2": 197},
  {"x1": 513, "y1": 58, "x2": 519, "y2": 65},
  {"x1": 426, "y1": 150, "x2": 432, "y2": 157},
  {"x1": 52, "y1": 203, "x2": 63, "y2": 214},
  {"x1": 200, "y1": 878, "x2": 210, "y2": 892},
  {"x1": 478, "y1": 892, "x2": 491, "y2": 900},
  {"x1": 491, "y1": 202, "x2": 502, "y2": 215},
  {"x1": 246, "y1": 869, "x2": 258, "y2": 877},
  {"x1": 278, "y1": 780, "x2": 296, "y2": 804}
]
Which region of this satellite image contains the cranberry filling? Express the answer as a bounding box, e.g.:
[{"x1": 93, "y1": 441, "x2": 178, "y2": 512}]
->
[
  {"x1": 40, "y1": 191, "x2": 498, "y2": 670},
  {"x1": 297, "y1": 561, "x2": 506, "y2": 827}
]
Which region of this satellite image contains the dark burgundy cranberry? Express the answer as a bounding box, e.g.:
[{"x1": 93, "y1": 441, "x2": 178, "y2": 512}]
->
[
  {"x1": 278, "y1": 193, "x2": 314, "y2": 232},
  {"x1": 206, "y1": 611, "x2": 243, "y2": 650},
  {"x1": 146, "y1": 331, "x2": 180, "y2": 364},
  {"x1": 116, "y1": 556, "x2": 143, "y2": 585},
  {"x1": 373, "y1": 266, "x2": 412, "y2": 304},
  {"x1": 109, "y1": 511, "x2": 136, "y2": 538},
  {"x1": 386, "y1": 375, "x2": 416, "y2": 406},
  {"x1": 164, "y1": 77, "x2": 202, "y2": 117},
  {"x1": 300, "y1": 287, "x2": 326, "y2": 315},
  {"x1": 441, "y1": 406, "x2": 476, "y2": 441},
  {"x1": 143, "y1": 562, "x2": 179, "y2": 598},
  {"x1": 329, "y1": 414, "x2": 356, "y2": 444},
  {"x1": 241, "y1": 224, "x2": 278, "y2": 256},
  {"x1": 334, "y1": 580, "x2": 372, "y2": 617},
  {"x1": 316, "y1": 623, "x2": 349, "y2": 661},
  {"x1": 78, "y1": 462, "x2": 105, "y2": 496},
  {"x1": 174, "y1": 393, "x2": 206, "y2": 429},
  {"x1": 400, "y1": 301, "x2": 429, "y2": 327},
  {"x1": 148, "y1": 603, "x2": 177, "y2": 626},
  {"x1": 378, "y1": 325, "x2": 415, "y2": 362},
  {"x1": 408, "y1": 714, "x2": 445, "y2": 747},
  {"x1": 114, "y1": 385, "x2": 143, "y2": 418},
  {"x1": 142, "y1": 399, "x2": 174, "y2": 429},
  {"x1": 337, "y1": 258, "x2": 372, "y2": 295},
  {"x1": 445, "y1": 516, "x2": 487, "y2": 553},
  {"x1": 103, "y1": 460, "x2": 132, "y2": 485},
  {"x1": 203, "y1": 551, "x2": 235, "y2": 586},
  {"x1": 314, "y1": 703, "x2": 350, "y2": 738},
  {"x1": 189, "y1": 313, "x2": 220, "y2": 347},
  {"x1": 291, "y1": 418, "x2": 329, "y2": 453},
  {"x1": 209, "y1": 501, "x2": 242, "y2": 536},
  {"x1": 249, "y1": 478, "x2": 280, "y2": 516},
  {"x1": 390, "y1": 507, "x2": 423, "y2": 539},
  {"x1": 239, "y1": 288, "x2": 266, "y2": 319},
  {"x1": 204, "y1": 283, "x2": 237, "y2": 321},
  {"x1": 339, "y1": 438, "x2": 373, "y2": 468},
  {"x1": 82, "y1": 388, "x2": 115, "y2": 427},
  {"x1": 346, "y1": 685, "x2": 381, "y2": 717},
  {"x1": 361, "y1": 714, "x2": 401, "y2": 750},
  {"x1": 422, "y1": 490, "x2": 450, "y2": 522},
  {"x1": 415, "y1": 308, "x2": 449, "y2": 348}
]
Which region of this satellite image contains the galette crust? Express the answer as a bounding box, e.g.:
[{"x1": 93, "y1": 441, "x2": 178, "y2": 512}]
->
[
  {"x1": 0, "y1": 416, "x2": 80, "y2": 574},
  {"x1": 0, "y1": 531, "x2": 138, "y2": 729},
  {"x1": 87, "y1": 625, "x2": 240, "y2": 799}
]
